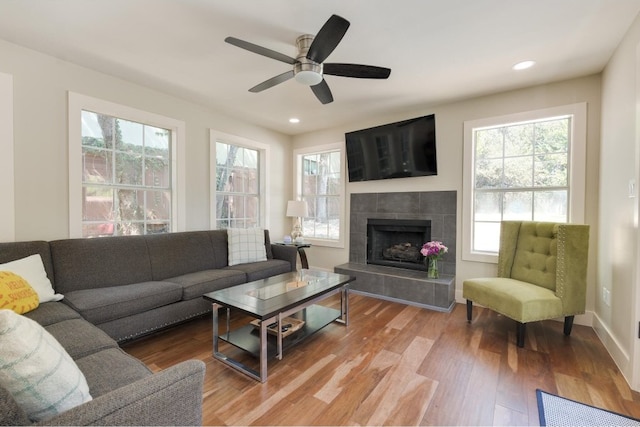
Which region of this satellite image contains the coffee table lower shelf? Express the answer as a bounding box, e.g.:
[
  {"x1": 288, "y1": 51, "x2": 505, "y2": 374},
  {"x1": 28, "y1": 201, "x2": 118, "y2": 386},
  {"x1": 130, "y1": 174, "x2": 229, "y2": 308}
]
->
[{"x1": 219, "y1": 304, "x2": 341, "y2": 359}]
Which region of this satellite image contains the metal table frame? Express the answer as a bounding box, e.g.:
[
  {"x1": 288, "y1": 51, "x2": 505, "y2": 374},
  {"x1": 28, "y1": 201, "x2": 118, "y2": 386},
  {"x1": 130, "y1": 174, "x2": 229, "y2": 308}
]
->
[{"x1": 211, "y1": 284, "x2": 349, "y2": 382}]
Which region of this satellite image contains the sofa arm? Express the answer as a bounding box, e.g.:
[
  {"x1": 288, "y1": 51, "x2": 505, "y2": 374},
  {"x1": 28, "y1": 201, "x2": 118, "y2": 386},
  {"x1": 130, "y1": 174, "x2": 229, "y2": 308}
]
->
[
  {"x1": 37, "y1": 360, "x2": 205, "y2": 426},
  {"x1": 271, "y1": 244, "x2": 298, "y2": 271}
]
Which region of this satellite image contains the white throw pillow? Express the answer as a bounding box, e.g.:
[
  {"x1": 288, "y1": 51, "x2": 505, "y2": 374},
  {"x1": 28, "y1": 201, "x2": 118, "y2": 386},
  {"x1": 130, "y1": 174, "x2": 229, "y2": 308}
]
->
[
  {"x1": 228, "y1": 228, "x2": 267, "y2": 266},
  {"x1": 0, "y1": 309, "x2": 92, "y2": 421},
  {"x1": 0, "y1": 255, "x2": 63, "y2": 302}
]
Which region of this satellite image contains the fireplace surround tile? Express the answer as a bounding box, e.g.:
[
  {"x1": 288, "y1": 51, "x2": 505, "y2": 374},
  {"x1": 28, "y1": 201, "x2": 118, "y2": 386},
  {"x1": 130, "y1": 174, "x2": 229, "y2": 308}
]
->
[{"x1": 336, "y1": 191, "x2": 457, "y2": 311}]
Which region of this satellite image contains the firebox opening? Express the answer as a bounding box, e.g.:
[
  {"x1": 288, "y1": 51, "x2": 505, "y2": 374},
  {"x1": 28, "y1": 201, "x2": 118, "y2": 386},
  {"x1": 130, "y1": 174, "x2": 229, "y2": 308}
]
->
[{"x1": 367, "y1": 219, "x2": 431, "y2": 271}]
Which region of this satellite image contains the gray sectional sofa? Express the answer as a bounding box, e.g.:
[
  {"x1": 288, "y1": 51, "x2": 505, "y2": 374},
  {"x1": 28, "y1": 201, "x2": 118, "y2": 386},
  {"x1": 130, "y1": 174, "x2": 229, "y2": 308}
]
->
[{"x1": 0, "y1": 229, "x2": 298, "y2": 425}]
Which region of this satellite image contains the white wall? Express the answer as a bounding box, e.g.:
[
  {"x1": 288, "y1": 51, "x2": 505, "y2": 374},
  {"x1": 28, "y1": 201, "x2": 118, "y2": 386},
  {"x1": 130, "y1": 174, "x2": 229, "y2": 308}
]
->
[
  {"x1": 293, "y1": 75, "x2": 602, "y2": 324},
  {"x1": 598, "y1": 12, "x2": 640, "y2": 389},
  {"x1": 0, "y1": 71, "x2": 14, "y2": 241},
  {"x1": 0, "y1": 39, "x2": 292, "y2": 241}
]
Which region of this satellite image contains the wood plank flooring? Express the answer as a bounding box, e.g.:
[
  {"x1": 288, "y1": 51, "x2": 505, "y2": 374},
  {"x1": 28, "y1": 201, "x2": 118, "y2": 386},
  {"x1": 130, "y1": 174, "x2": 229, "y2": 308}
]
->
[{"x1": 122, "y1": 294, "x2": 640, "y2": 425}]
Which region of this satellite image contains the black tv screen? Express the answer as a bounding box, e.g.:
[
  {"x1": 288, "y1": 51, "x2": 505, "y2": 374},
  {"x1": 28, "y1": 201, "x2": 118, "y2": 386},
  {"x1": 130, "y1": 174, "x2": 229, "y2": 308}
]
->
[{"x1": 345, "y1": 114, "x2": 437, "y2": 182}]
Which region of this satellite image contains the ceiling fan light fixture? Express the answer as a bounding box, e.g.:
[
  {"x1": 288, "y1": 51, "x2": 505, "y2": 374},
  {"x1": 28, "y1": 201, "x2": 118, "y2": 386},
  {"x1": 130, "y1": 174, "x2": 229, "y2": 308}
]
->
[
  {"x1": 294, "y1": 60, "x2": 323, "y2": 86},
  {"x1": 295, "y1": 70, "x2": 323, "y2": 86}
]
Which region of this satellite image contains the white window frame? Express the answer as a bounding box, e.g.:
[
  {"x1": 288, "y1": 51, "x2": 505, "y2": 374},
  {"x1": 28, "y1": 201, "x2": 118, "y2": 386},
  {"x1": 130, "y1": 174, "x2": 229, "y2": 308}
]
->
[
  {"x1": 0, "y1": 72, "x2": 14, "y2": 242},
  {"x1": 293, "y1": 142, "x2": 346, "y2": 249},
  {"x1": 68, "y1": 92, "x2": 186, "y2": 238},
  {"x1": 462, "y1": 103, "x2": 587, "y2": 263},
  {"x1": 210, "y1": 130, "x2": 269, "y2": 230}
]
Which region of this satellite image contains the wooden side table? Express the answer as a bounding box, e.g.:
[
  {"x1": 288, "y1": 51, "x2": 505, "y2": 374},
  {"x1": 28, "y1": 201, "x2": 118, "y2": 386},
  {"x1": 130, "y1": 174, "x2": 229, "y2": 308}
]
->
[{"x1": 274, "y1": 242, "x2": 311, "y2": 269}]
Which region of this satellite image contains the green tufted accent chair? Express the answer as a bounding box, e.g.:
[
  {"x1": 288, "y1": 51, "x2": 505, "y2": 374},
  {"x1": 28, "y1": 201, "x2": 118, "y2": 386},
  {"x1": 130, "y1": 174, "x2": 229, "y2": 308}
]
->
[{"x1": 463, "y1": 221, "x2": 590, "y2": 347}]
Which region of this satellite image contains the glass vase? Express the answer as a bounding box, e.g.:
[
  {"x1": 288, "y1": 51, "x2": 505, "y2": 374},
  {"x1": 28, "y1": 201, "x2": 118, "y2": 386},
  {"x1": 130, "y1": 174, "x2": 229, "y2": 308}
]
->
[{"x1": 427, "y1": 258, "x2": 439, "y2": 279}]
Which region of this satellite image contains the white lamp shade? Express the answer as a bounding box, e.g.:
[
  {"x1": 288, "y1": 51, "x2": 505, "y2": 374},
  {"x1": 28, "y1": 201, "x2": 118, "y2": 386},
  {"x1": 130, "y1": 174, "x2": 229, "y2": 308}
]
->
[{"x1": 286, "y1": 200, "x2": 308, "y2": 218}]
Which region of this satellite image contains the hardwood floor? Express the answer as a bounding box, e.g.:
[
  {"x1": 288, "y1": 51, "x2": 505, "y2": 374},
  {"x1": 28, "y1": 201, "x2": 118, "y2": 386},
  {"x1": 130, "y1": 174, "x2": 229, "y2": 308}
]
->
[{"x1": 122, "y1": 293, "x2": 640, "y2": 425}]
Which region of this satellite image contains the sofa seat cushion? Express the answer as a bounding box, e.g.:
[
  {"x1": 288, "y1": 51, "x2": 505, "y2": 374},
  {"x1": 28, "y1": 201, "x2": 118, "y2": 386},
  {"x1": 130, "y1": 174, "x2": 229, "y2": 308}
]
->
[
  {"x1": 44, "y1": 318, "x2": 118, "y2": 359},
  {"x1": 63, "y1": 281, "x2": 183, "y2": 325},
  {"x1": 224, "y1": 259, "x2": 292, "y2": 282},
  {"x1": 0, "y1": 385, "x2": 29, "y2": 426},
  {"x1": 463, "y1": 277, "x2": 564, "y2": 323},
  {"x1": 23, "y1": 300, "x2": 81, "y2": 326},
  {"x1": 75, "y1": 348, "x2": 151, "y2": 398},
  {"x1": 165, "y1": 269, "x2": 247, "y2": 301}
]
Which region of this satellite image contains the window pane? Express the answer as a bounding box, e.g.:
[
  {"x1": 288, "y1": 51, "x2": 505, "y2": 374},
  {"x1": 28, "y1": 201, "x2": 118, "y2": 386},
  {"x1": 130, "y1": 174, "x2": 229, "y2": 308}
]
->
[
  {"x1": 474, "y1": 222, "x2": 500, "y2": 252},
  {"x1": 118, "y1": 119, "x2": 143, "y2": 149},
  {"x1": 475, "y1": 158, "x2": 503, "y2": 188},
  {"x1": 115, "y1": 152, "x2": 143, "y2": 186},
  {"x1": 83, "y1": 148, "x2": 112, "y2": 183},
  {"x1": 475, "y1": 128, "x2": 503, "y2": 159},
  {"x1": 503, "y1": 156, "x2": 533, "y2": 187},
  {"x1": 83, "y1": 186, "x2": 114, "y2": 221},
  {"x1": 534, "y1": 190, "x2": 567, "y2": 222},
  {"x1": 534, "y1": 153, "x2": 567, "y2": 187},
  {"x1": 503, "y1": 191, "x2": 533, "y2": 220},
  {"x1": 116, "y1": 189, "x2": 144, "y2": 222},
  {"x1": 145, "y1": 157, "x2": 170, "y2": 188},
  {"x1": 474, "y1": 191, "x2": 501, "y2": 221},
  {"x1": 504, "y1": 123, "x2": 533, "y2": 157},
  {"x1": 144, "y1": 126, "x2": 170, "y2": 151},
  {"x1": 82, "y1": 111, "x2": 114, "y2": 149},
  {"x1": 146, "y1": 190, "x2": 171, "y2": 220},
  {"x1": 535, "y1": 119, "x2": 569, "y2": 153},
  {"x1": 82, "y1": 223, "x2": 114, "y2": 238}
]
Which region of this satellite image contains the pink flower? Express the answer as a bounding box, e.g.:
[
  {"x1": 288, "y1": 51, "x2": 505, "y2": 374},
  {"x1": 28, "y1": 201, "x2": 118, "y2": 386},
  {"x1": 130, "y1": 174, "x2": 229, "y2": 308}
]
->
[{"x1": 420, "y1": 241, "x2": 448, "y2": 259}]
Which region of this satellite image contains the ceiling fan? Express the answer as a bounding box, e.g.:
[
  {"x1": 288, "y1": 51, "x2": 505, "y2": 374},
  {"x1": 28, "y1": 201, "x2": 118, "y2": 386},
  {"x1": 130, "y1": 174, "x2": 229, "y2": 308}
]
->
[{"x1": 225, "y1": 14, "x2": 391, "y2": 104}]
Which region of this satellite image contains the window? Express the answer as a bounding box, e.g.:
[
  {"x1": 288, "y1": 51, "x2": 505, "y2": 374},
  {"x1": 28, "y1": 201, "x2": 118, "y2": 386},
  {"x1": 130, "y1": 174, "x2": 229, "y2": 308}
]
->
[
  {"x1": 210, "y1": 131, "x2": 268, "y2": 229},
  {"x1": 69, "y1": 93, "x2": 185, "y2": 238},
  {"x1": 294, "y1": 143, "x2": 345, "y2": 248},
  {"x1": 462, "y1": 103, "x2": 586, "y2": 262}
]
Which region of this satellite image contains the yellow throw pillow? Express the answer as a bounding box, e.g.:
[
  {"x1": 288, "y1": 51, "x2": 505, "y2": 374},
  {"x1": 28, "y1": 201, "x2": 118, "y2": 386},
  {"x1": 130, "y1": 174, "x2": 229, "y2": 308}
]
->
[{"x1": 0, "y1": 271, "x2": 40, "y2": 314}]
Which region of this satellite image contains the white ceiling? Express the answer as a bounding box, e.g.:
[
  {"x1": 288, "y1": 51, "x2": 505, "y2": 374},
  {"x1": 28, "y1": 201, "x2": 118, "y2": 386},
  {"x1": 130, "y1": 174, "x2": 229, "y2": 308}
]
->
[{"x1": 0, "y1": 0, "x2": 639, "y2": 135}]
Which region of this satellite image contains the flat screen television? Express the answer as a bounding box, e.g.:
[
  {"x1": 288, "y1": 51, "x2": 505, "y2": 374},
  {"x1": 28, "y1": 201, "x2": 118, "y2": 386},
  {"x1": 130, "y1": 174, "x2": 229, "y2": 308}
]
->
[{"x1": 345, "y1": 114, "x2": 437, "y2": 182}]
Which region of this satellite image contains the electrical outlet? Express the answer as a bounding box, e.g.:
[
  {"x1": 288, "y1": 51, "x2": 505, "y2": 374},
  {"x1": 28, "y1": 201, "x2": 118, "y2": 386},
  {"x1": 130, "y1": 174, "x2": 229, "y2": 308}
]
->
[{"x1": 603, "y1": 287, "x2": 611, "y2": 306}]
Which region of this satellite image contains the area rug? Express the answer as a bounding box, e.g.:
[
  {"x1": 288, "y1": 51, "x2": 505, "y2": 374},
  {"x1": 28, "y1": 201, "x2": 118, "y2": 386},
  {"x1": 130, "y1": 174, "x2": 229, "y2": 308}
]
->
[{"x1": 537, "y1": 389, "x2": 640, "y2": 426}]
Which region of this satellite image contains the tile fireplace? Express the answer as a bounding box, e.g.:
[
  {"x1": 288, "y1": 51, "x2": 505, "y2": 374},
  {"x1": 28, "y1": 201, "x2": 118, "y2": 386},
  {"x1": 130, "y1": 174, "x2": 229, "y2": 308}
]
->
[{"x1": 335, "y1": 191, "x2": 456, "y2": 312}]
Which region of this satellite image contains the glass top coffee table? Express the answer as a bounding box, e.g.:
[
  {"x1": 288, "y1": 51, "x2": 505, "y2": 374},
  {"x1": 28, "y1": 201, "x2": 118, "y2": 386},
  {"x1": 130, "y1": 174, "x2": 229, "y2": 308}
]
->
[{"x1": 203, "y1": 269, "x2": 354, "y2": 382}]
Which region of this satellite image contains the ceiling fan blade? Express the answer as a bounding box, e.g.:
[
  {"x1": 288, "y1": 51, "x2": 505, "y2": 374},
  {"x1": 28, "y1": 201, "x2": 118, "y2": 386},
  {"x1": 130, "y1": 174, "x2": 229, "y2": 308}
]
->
[
  {"x1": 306, "y1": 15, "x2": 350, "y2": 64},
  {"x1": 311, "y1": 79, "x2": 334, "y2": 104},
  {"x1": 225, "y1": 36, "x2": 296, "y2": 65},
  {"x1": 249, "y1": 70, "x2": 294, "y2": 93},
  {"x1": 323, "y1": 63, "x2": 391, "y2": 79}
]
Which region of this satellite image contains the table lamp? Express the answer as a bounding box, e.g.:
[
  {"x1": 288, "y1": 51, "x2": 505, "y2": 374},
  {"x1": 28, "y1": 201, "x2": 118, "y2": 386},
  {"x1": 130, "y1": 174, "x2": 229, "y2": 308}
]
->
[{"x1": 286, "y1": 200, "x2": 308, "y2": 241}]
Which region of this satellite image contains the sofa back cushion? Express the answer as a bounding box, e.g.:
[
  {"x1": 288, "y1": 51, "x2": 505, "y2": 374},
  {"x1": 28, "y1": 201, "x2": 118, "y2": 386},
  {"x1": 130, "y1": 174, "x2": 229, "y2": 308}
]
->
[
  {"x1": 145, "y1": 231, "x2": 216, "y2": 280},
  {"x1": 0, "y1": 240, "x2": 55, "y2": 286},
  {"x1": 50, "y1": 236, "x2": 152, "y2": 293}
]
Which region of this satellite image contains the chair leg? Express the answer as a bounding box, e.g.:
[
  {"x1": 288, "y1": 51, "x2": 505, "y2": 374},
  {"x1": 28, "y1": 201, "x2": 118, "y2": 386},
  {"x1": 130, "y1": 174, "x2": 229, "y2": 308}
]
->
[
  {"x1": 516, "y1": 322, "x2": 526, "y2": 347},
  {"x1": 563, "y1": 315, "x2": 575, "y2": 336},
  {"x1": 466, "y1": 300, "x2": 472, "y2": 323}
]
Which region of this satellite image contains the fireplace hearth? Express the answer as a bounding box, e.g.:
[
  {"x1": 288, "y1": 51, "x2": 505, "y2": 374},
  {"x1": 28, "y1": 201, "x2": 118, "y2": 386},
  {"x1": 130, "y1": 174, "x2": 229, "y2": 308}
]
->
[{"x1": 367, "y1": 218, "x2": 431, "y2": 271}]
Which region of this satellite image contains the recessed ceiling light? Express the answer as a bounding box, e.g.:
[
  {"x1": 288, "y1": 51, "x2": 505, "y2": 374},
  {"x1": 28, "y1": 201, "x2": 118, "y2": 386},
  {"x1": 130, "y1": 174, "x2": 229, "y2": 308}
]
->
[
  {"x1": 289, "y1": 118, "x2": 300, "y2": 124},
  {"x1": 513, "y1": 60, "x2": 536, "y2": 71}
]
